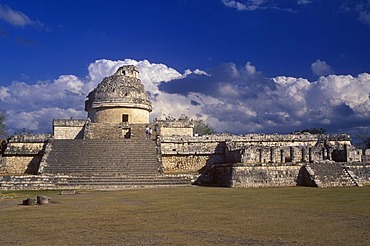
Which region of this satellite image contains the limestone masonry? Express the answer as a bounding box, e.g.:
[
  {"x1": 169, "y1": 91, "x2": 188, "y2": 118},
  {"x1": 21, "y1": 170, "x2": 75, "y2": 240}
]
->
[{"x1": 0, "y1": 65, "x2": 369, "y2": 189}]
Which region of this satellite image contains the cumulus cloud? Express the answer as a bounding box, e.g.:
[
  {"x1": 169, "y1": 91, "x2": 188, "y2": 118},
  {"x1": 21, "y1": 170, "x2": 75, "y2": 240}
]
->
[
  {"x1": 158, "y1": 61, "x2": 370, "y2": 134},
  {"x1": 1, "y1": 58, "x2": 370, "y2": 136},
  {"x1": 0, "y1": 59, "x2": 183, "y2": 134},
  {"x1": 343, "y1": 0, "x2": 370, "y2": 26},
  {"x1": 356, "y1": 0, "x2": 370, "y2": 25},
  {"x1": 0, "y1": 4, "x2": 40, "y2": 27},
  {"x1": 297, "y1": 0, "x2": 311, "y2": 5},
  {"x1": 311, "y1": 59, "x2": 334, "y2": 76},
  {"x1": 221, "y1": 0, "x2": 265, "y2": 11},
  {"x1": 221, "y1": 0, "x2": 308, "y2": 12}
]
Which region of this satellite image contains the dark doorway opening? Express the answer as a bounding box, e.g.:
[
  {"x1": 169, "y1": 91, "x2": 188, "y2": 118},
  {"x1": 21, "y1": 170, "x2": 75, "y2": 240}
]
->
[{"x1": 122, "y1": 114, "x2": 129, "y2": 123}]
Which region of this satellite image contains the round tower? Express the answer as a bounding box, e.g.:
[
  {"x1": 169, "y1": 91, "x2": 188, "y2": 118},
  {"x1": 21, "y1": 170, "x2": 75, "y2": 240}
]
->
[{"x1": 85, "y1": 65, "x2": 152, "y2": 125}]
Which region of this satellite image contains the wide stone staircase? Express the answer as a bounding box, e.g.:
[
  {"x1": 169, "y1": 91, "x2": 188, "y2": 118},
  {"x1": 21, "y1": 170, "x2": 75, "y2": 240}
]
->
[
  {"x1": 0, "y1": 139, "x2": 195, "y2": 190},
  {"x1": 300, "y1": 162, "x2": 362, "y2": 188},
  {"x1": 42, "y1": 139, "x2": 160, "y2": 176}
]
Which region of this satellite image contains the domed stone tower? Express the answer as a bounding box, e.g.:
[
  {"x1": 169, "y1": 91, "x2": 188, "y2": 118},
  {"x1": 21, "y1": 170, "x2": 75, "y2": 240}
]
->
[{"x1": 84, "y1": 65, "x2": 152, "y2": 139}]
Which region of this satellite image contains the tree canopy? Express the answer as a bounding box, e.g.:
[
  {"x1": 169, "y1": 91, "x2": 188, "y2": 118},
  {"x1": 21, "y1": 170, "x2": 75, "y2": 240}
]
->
[
  {"x1": 298, "y1": 128, "x2": 326, "y2": 134},
  {"x1": 193, "y1": 119, "x2": 216, "y2": 136},
  {"x1": 0, "y1": 109, "x2": 7, "y2": 139},
  {"x1": 355, "y1": 129, "x2": 370, "y2": 149},
  {"x1": 176, "y1": 114, "x2": 216, "y2": 136}
]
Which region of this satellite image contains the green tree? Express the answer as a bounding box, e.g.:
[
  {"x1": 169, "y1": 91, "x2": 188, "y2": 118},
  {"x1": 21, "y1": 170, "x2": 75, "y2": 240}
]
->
[
  {"x1": 299, "y1": 127, "x2": 326, "y2": 134},
  {"x1": 355, "y1": 129, "x2": 370, "y2": 149},
  {"x1": 193, "y1": 119, "x2": 216, "y2": 136},
  {"x1": 171, "y1": 114, "x2": 216, "y2": 136},
  {"x1": 14, "y1": 128, "x2": 34, "y2": 135},
  {"x1": 0, "y1": 109, "x2": 7, "y2": 139}
]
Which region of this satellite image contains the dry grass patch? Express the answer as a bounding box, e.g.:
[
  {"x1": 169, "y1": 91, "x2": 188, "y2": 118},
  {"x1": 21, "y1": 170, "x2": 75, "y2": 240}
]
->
[{"x1": 0, "y1": 186, "x2": 369, "y2": 245}]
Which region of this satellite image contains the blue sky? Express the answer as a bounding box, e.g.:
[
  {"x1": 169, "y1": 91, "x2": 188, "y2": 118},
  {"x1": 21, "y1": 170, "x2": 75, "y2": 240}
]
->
[{"x1": 0, "y1": 0, "x2": 369, "y2": 136}]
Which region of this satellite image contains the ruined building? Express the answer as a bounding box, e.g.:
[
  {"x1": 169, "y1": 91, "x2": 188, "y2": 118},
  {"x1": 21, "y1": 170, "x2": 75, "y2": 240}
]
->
[{"x1": 0, "y1": 65, "x2": 369, "y2": 189}]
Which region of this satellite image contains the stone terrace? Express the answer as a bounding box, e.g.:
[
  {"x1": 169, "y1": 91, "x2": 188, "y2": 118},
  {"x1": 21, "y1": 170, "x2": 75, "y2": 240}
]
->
[{"x1": 0, "y1": 138, "x2": 195, "y2": 190}]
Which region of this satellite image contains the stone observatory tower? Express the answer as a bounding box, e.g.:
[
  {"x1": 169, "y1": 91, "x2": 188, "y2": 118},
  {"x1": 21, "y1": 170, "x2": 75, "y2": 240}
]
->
[{"x1": 84, "y1": 65, "x2": 152, "y2": 139}]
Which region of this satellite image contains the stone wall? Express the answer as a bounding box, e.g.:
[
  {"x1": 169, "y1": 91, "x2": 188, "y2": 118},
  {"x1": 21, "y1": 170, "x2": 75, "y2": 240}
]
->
[
  {"x1": 53, "y1": 119, "x2": 86, "y2": 139},
  {"x1": 196, "y1": 162, "x2": 369, "y2": 188},
  {"x1": 84, "y1": 123, "x2": 122, "y2": 139},
  {"x1": 2, "y1": 156, "x2": 42, "y2": 174},
  {"x1": 162, "y1": 155, "x2": 224, "y2": 172},
  {"x1": 361, "y1": 149, "x2": 370, "y2": 162},
  {"x1": 91, "y1": 107, "x2": 150, "y2": 124},
  {"x1": 195, "y1": 163, "x2": 301, "y2": 188},
  {"x1": 1, "y1": 134, "x2": 50, "y2": 175},
  {"x1": 155, "y1": 118, "x2": 194, "y2": 137},
  {"x1": 231, "y1": 165, "x2": 301, "y2": 188},
  {"x1": 159, "y1": 133, "x2": 360, "y2": 173},
  {"x1": 160, "y1": 135, "x2": 226, "y2": 172},
  {"x1": 347, "y1": 163, "x2": 370, "y2": 183},
  {"x1": 161, "y1": 127, "x2": 193, "y2": 137}
]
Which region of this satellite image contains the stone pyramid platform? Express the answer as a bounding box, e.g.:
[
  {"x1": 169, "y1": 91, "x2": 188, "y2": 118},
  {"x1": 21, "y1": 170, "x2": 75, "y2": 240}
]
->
[{"x1": 0, "y1": 139, "x2": 196, "y2": 190}]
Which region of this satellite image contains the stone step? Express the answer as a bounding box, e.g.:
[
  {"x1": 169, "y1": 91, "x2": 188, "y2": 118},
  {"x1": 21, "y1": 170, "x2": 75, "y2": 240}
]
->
[
  {"x1": 0, "y1": 174, "x2": 196, "y2": 190},
  {"x1": 42, "y1": 138, "x2": 160, "y2": 176},
  {"x1": 307, "y1": 162, "x2": 357, "y2": 187}
]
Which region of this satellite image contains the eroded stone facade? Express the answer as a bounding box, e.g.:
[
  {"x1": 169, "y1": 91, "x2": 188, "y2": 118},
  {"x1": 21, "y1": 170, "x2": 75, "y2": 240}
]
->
[
  {"x1": 1, "y1": 135, "x2": 50, "y2": 174},
  {"x1": 85, "y1": 65, "x2": 151, "y2": 125},
  {"x1": 158, "y1": 133, "x2": 364, "y2": 172},
  {"x1": 154, "y1": 118, "x2": 194, "y2": 137},
  {"x1": 53, "y1": 119, "x2": 86, "y2": 139}
]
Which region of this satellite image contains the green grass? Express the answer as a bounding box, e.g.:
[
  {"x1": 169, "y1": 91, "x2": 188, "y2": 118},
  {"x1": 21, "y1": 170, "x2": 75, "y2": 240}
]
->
[{"x1": 1, "y1": 186, "x2": 369, "y2": 245}]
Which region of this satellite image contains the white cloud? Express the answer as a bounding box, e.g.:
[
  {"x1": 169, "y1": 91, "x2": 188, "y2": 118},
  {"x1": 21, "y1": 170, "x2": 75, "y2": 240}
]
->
[
  {"x1": 0, "y1": 4, "x2": 36, "y2": 27},
  {"x1": 6, "y1": 108, "x2": 85, "y2": 132},
  {"x1": 1, "y1": 58, "x2": 370, "y2": 136},
  {"x1": 359, "y1": 10, "x2": 370, "y2": 25},
  {"x1": 297, "y1": 0, "x2": 311, "y2": 5},
  {"x1": 221, "y1": 0, "x2": 306, "y2": 12},
  {"x1": 221, "y1": 0, "x2": 268, "y2": 11},
  {"x1": 357, "y1": 0, "x2": 370, "y2": 25},
  {"x1": 343, "y1": 0, "x2": 370, "y2": 26},
  {"x1": 86, "y1": 59, "x2": 181, "y2": 95},
  {"x1": 311, "y1": 59, "x2": 334, "y2": 76}
]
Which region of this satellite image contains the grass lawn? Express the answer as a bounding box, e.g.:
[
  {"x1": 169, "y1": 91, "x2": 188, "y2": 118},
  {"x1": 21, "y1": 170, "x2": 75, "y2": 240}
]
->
[{"x1": 0, "y1": 186, "x2": 369, "y2": 245}]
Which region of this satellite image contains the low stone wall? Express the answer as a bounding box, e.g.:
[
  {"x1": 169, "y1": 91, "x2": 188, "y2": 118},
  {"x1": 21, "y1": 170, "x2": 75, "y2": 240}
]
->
[
  {"x1": 347, "y1": 163, "x2": 370, "y2": 183},
  {"x1": 4, "y1": 142, "x2": 46, "y2": 155},
  {"x1": 53, "y1": 119, "x2": 86, "y2": 139},
  {"x1": 154, "y1": 118, "x2": 194, "y2": 137},
  {"x1": 159, "y1": 133, "x2": 360, "y2": 173},
  {"x1": 196, "y1": 162, "x2": 370, "y2": 188},
  {"x1": 2, "y1": 156, "x2": 42, "y2": 174},
  {"x1": 231, "y1": 165, "x2": 301, "y2": 188},
  {"x1": 196, "y1": 163, "x2": 301, "y2": 187},
  {"x1": 160, "y1": 136, "x2": 226, "y2": 172},
  {"x1": 162, "y1": 154, "x2": 224, "y2": 172},
  {"x1": 0, "y1": 134, "x2": 50, "y2": 175}
]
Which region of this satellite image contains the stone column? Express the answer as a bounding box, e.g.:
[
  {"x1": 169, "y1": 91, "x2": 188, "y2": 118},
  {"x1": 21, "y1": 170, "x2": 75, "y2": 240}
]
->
[
  {"x1": 327, "y1": 147, "x2": 333, "y2": 161},
  {"x1": 290, "y1": 147, "x2": 296, "y2": 163},
  {"x1": 322, "y1": 147, "x2": 327, "y2": 160}
]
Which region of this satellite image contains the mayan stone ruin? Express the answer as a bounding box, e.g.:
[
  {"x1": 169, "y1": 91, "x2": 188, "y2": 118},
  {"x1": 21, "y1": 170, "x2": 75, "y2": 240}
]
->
[{"x1": 0, "y1": 65, "x2": 369, "y2": 190}]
